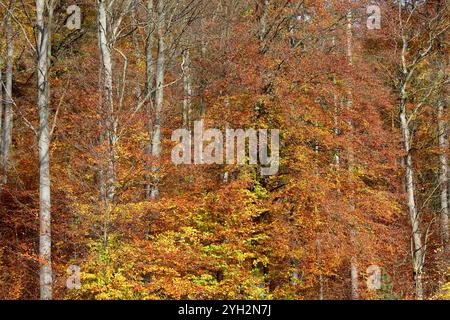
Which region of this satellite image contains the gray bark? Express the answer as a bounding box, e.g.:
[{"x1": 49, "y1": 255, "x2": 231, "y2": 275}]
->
[
  {"x1": 1, "y1": 0, "x2": 15, "y2": 184},
  {"x1": 182, "y1": 48, "x2": 192, "y2": 129},
  {"x1": 149, "y1": 0, "x2": 165, "y2": 200},
  {"x1": 0, "y1": 65, "x2": 3, "y2": 160},
  {"x1": 98, "y1": 0, "x2": 116, "y2": 204},
  {"x1": 144, "y1": 0, "x2": 155, "y2": 198},
  {"x1": 315, "y1": 143, "x2": 324, "y2": 300},
  {"x1": 396, "y1": 5, "x2": 434, "y2": 296},
  {"x1": 438, "y1": 100, "x2": 449, "y2": 253},
  {"x1": 145, "y1": 0, "x2": 155, "y2": 97},
  {"x1": 346, "y1": 7, "x2": 359, "y2": 300},
  {"x1": 400, "y1": 91, "x2": 424, "y2": 299},
  {"x1": 36, "y1": 0, "x2": 53, "y2": 300}
]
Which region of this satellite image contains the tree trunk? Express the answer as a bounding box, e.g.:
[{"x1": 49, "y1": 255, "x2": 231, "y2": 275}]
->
[
  {"x1": 149, "y1": 0, "x2": 165, "y2": 200},
  {"x1": 98, "y1": 0, "x2": 116, "y2": 204},
  {"x1": 398, "y1": 14, "x2": 427, "y2": 296},
  {"x1": 0, "y1": 66, "x2": 3, "y2": 163},
  {"x1": 346, "y1": 6, "x2": 359, "y2": 300},
  {"x1": 36, "y1": 0, "x2": 53, "y2": 300},
  {"x1": 315, "y1": 143, "x2": 324, "y2": 300},
  {"x1": 182, "y1": 48, "x2": 192, "y2": 129},
  {"x1": 438, "y1": 100, "x2": 449, "y2": 253},
  {"x1": 400, "y1": 91, "x2": 424, "y2": 300},
  {"x1": 1, "y1": 0, "x2": 15, "y2": 184},
  {"x1": 144, "y1": 0, "x2": 155, "y2": 199}
]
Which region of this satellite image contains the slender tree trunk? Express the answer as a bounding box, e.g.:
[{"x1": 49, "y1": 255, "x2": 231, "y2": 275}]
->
[
  {"x1": 222, "y1": 97, "x2": 231, "y2": 183},
  {"x1": 145, "y1": 0, "x2": 155, "y2": 107},
  {"x1": 314, "y1": 143, "x2": 324, "y2": 300},
  {"x1": 1, "y1": 0, "x2": 15, "y2": 184},
  {"x1": 0, "y1": 66, "x2": 3, "y2": 161},
  {"x1": 144, "y1": 0, "x2": 155, "y2": 199},
  {"x1": 149, "y1": 0, "x2": 165, "y2": 200},
  {"x1": 350, "y1": 230, "x2": 359, "y2": 300},
  {"x1": 400, "y1": 89, "x2": 424, "y2": 299},
  {"x1": 97, "y1": 0, "x2": 120, "y2": 248},
  {"x1": 398, "y1": 14, "x2": 426, "y2": 296},
  {"x1": 436, "y1": 26, "x2": 449, "y2": 255},
  {"x1": 98, "y1": 0, "x2": 116, "y2": 204},
  {"x1": 346, "y1": 6, "x2": 359, "y2": 300},
  {"x1": 199, "y1": 17, "x2": 208, "y2": 117},
  {"x1": 438, "y1": 100, "x2": 449, "y2": 253},
  {"x1": 36, "y1": 0, "x2": 53, "y2": 300},
  {"x1": 182, "y1": 48, "x2": 192, "y2": 129}
]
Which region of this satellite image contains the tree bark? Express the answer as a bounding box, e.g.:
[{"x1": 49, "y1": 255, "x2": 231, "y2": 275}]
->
[
  {"x1": 149, "y1": 0, "x2": 165, "y2": 200},
  {"x1": 36, "y1": 0, "x2": 53, "y2": 300},
  {"x1": 1, "y1": 0, "x2": 15, "y2": 184},
  {"x1": 346, "y1": 6, "x2": 359, "y2": 301},
  {"x1": 397, "y1": 8, "x2": 429, "y2": 296},
  {"x1": 0, "y1": 64, "x2": 3, "y2": 164},
  {"x1": 145, "y1": 0, "x2": 155, "y2": 199},
  {"x1": 98, "y1": 0, "x2": 116, "y2": 204},
  {"x1": 400, "y1": 91, "x2": 424, "y2": 299},
  {"x1": 438, "y1": 100, "x2": 449, "y2": 253},
  {"x1": 182, "y1": 48, "x2": 192, "y2": 129},
  {"x1": 315, "y1": 143, "x2": 324, "y2": 300}
]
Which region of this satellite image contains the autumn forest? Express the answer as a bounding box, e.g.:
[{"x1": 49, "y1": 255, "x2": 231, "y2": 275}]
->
[{"x1": 0, "y1": 0, "x2": 448, "y2": 300}]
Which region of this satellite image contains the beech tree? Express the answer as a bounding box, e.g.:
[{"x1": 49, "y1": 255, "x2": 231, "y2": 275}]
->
[
  {"x1": 394, "y1": 0, "x2": 448, "y2": 299},
  {"x1": 1, "y1": 0, "x2": 15, "y2": 184},
  {"x1": 0, "y1": 0, "x2": 447, "y2": 300},
  {"x1": 36, "y1": 0, "x2": 55, "y2": 300}
]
